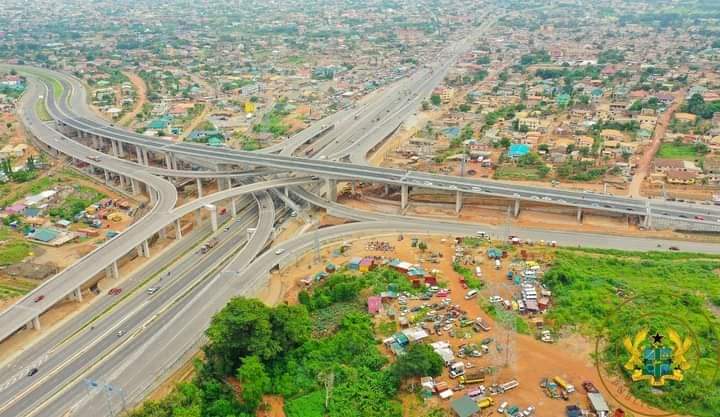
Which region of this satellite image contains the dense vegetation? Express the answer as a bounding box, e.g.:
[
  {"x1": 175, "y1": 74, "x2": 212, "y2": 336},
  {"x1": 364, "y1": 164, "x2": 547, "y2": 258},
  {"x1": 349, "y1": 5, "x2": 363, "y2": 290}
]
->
[
  {"x1": 129, "y1": 268, "x2": 443, "y2": 417},
  {"x1": 543, "y1": 248, "x2": 720, "y2": 417},
  {"x1": 682, "y1": 93, "x2": 720, "y2": 119}
]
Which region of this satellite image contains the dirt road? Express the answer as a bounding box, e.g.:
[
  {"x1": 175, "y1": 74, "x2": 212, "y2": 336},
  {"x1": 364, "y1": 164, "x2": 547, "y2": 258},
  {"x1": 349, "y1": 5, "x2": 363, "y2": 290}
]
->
[
  {"x1": 178, "y1": 104, "x2": 211, "y2": 140},
  {"x1": 117, "y1": 72, "x2": 147, "y2": 127},
  {"x1": 628, "y1": 90, "x2": 685, "y2": 197}
]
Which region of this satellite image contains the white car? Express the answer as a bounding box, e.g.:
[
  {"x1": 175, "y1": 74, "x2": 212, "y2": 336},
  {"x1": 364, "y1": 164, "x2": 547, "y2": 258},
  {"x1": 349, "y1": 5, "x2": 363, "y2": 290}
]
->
[
  {"x1": 488, "y1": 295, "x2": 502, "y2": 304},
  {"x1": 274, "y1": 248, "x2": 285, "y2": 255},
  {"x1": 523, "y1": 405, "x2": 535, "y2": 416}
]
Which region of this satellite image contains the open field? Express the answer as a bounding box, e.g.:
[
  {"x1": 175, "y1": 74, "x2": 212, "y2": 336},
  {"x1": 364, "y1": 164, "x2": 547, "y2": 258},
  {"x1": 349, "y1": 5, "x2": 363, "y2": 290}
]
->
[
  {"x1": 544, "y1": 248, "x2": 720, "y2": 417},
  {"x1": 656, "y1": 143, "x2": 703, "y2": 160}
]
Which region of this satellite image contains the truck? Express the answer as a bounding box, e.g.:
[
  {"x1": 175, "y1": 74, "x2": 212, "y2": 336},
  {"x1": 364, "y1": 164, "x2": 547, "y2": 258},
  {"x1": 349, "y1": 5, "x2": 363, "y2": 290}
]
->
[
  {"x1": 449, "y1": 362, "x2": 465, "y2": 379},
  {"x1": 553, "y1": 376, "x2": 575, "y2": 393},
  {"x1": 459, "y1": 370, "x2": 485, "y2": 385},
  {"x1": 200, "y1": 238, "x2": 219, "y2": 254},
  {"x1": 477, "y1": 397, "x2": 494, "y2": 409},
  {"x1": 499, "y1": 379, "x2": 520, "y2": 392},
  {"x1": 473, "y1": 318, "x2": 491, "y2": 332}
]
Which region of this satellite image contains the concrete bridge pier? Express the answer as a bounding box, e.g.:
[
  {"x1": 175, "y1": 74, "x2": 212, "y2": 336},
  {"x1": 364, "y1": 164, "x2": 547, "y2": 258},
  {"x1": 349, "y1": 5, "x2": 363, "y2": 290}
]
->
[
  {"x1": 231, "y1": 198, "x2": 237, "y2": 217},
  {"x1": 401, "y1": 185, "x2": 409, "y2": 210},
  {"x1": 350, "y1": 181, "x2": 356, "y2": 194},
  {"x1": 27, "y1": 316, "x2": 41, "y2": 331},
  {"x1": 577, "y1": 207, "x2": 583, "y2": 223},
  {"x1": 513, "y1": 199, "x2": 520, "y2": 217},
  {"x1": 72, "y1": 287, "x2": 83, "y2": 302},
  {"x1": 135, "y1": 147, "x2": 144, "y2": 165},
  {"x1": 107, "y1": 261, "x2": 120, "y2": 279},
  {"x1": 196, "y1": 178, "x2": 203, "y2": 198},
  {"x1": 118, "y1": 175, "x2": 126, "y2": 189},
  {"x1": 205, "y1": 204, "x2": 218, "y2": 232},
  {"x1": 455, "y1": 190, "x2": 463, "y2": 214},
  {"x1": 110, "y1": 140, "x2": 119, "y2": 157},
  {"x1": 117, "y1": 141, "x2": 125, "y2": 158},
  {"x1": 326, "y1": 179, "x2": 337, "y2": 202},
  {"x1": 103, "y1": 169, "x2": 110, "y2": 184},
  {"x1": 194, "y1": 209, "x2": 202, "y2": 227},
  {"x1": 137, "y1": 239, "x2": 150, "y2": 258},
  {"x1": 142, "y1": 148, "x2": 150, "y2": 167},
  {"x1": 130, "y1": 178, "x2": 139, "y2": 195},
  {"x1": 165, "y1": 153, "x2": 173, "y2": 170}
]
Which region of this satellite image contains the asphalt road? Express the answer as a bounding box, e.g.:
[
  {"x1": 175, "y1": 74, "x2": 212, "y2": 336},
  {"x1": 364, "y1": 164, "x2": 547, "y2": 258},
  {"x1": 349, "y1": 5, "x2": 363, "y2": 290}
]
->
[
  {"x1": 6, "y1": 21, "x2": 720, "y2": 416},
  {"x1": 39, "y1": 72, "x2": 720, "y2": 228}
]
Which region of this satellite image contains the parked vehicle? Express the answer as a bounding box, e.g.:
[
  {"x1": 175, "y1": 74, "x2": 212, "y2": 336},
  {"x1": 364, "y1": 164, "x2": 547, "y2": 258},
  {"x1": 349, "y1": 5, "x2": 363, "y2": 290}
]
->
[
  {"x1": 582, "y1": 381, "x2": 599, "y2": 393},
  {"x1": 473, "y1": 318, "x2": 491, "y2": 332},
  {"x1": 553, "y1": 376, "x2": 575, "y2": 393},
  {"x1": 33, "y1": 295, "x2": 45, "y2": 303},
  {"x1": 498, "y1": 401, "x2": 508, "y2": 413},
  {"x1": 449, "y1": 362, "x2": 465, "y2": 379},
  {"x1": 477, "y1": 397, "x2": 494, "y2": 409},
  {"x1": 464, "y1": 289, "x2": 478, "y2": 300},
  {"x1": 495, "y1": 259, "x2": 501, "y2": 270},
  {"x1": 499, "y1": 379, "x2": 520, "y2": 392},
  {"x1": 459, "y1": 370, "x2": 485, "y2": 385}
]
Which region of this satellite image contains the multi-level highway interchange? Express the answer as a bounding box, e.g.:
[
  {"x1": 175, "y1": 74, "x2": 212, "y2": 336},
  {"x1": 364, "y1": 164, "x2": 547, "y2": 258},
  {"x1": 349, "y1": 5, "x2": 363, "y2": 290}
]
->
[{"x1": 2, "y1": 19, "x2": 720, "y2": 417}]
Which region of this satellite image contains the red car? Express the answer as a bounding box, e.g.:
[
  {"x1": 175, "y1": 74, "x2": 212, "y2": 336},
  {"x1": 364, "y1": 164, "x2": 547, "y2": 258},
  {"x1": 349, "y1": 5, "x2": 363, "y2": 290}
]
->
[
  {"x1": 33, "y1": 295, "x2": 45, "y2": 303},
  {"x1": 108, "y1": 288, "x2": 122, "y2": 296},
  {"x1": 694, "y1": 215, "x2": 705, "y2": 221}
]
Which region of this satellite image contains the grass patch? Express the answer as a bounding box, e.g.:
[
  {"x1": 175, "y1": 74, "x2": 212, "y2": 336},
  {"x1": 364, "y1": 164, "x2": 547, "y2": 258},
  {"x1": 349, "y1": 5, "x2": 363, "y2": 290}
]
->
[
  {"x1": 35, "y1": 99, "x2": 52, "y2": 121},
  {"x1": 543, "y1": 248, "x2": 720, "y2": 416},
  {"x1": 285, "y1": 390, "x2": 325, "y2": 417},
  {"x1": 0, "y1": 226, "x2": 33, "y2": 267},
  {"x1": 657, "y1": 143, "x2": 702, "y2": 160},
  {"x1": 493, "y1": 165, "x2": 543, "y2": 180},
  {"x1": 0, "y1": 278, "x2": 36, "y2": 300},
  {"x1": 452, "y1": 263, "x2": 483, "y2": 289}
]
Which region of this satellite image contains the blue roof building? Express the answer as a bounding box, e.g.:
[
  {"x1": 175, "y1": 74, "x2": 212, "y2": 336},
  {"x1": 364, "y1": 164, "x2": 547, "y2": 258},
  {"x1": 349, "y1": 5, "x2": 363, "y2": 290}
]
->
[{"x1": 508, "y1": 143, "x2": 530, "y2": 158}]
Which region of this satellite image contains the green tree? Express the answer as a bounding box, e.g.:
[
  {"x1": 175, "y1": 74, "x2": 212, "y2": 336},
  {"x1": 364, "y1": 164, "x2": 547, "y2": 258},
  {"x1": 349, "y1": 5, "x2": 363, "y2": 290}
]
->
[
  {"x1": 205, "y1": 298, "x2": 277, "y2": 374},
  {"x1": 392, "y1": 344, "x2": 444, "y2": 382},
  {"x1": 418, "y1": 241, "x2": 428, "y2": 252},
  {"x1": 237, "y1": 356, "x2": 270, "y2": 411},
  {"x1": 430, "y1": 94, "x2": 441, "y2": 106},
  {"x1": 269, "y1": 304, "x2": 311, "y2": 353},
  {"x1": 500, "y1": 137, "x2": 511, "y2": 148}
]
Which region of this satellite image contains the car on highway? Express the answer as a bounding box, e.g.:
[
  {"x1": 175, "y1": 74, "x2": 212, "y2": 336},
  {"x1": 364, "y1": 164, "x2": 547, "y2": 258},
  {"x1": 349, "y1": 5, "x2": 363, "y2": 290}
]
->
[
  {"x1": 669, "y1": 246, "x2": 680, "y2": 251},
  {"x1": 146, "y1": 287, "x2": 159, "y2": 295},
  {"x1": 27, "y1": 367, "x2": 39, "y2": 377},
  {"x1": 275, "y1": 248, "x2": 285, "y2": 255},
  {"x1": 33, "y1": 295, "x2": 45, "y2": 303},
  {"x1": 108, "y1": 287, "x2": 122, "y2": 296},
  {"x1": 116, "y1": 330, "x2": 124, "y2": 337},
  {"x1": 694, "y1": 215, "x2": 705, "y2": 221},
  {"x1": 87, "y1": 156, "x2": 101, "y2": 162}
]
